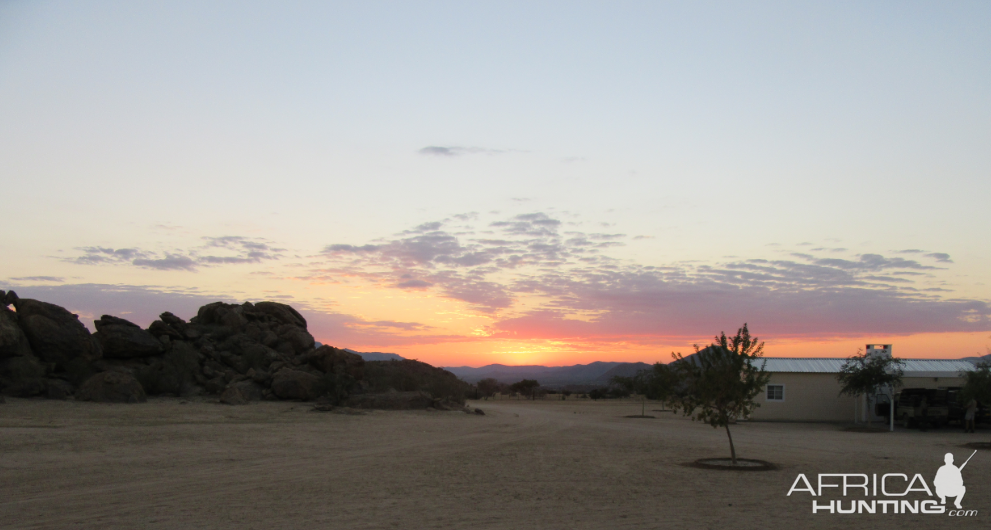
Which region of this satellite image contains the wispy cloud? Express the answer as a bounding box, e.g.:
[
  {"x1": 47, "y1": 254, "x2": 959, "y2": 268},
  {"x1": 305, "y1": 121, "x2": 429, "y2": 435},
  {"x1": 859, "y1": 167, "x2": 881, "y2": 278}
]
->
[
  {"x1": 70, "y1": 247, "x2": 149, "y2": 265},
  {"x1": 315, "y1": 213, "x2": 988, "y2": 338},
  {"x1": 895, "y1": 249, "x2": 953, "y2": 263},
  {"x1": 319, "y1": 211, "x2": 617, "y2": 311},
  {"x1": 15, "y1": 215, "x2": 986, "y2": 352},
  {"x1": 63, "y1": 236, "x2": 284, "y2": 271},
  {"x1": 418, "y1": 146, "x2": 518, "y2": 157},
  {"x1": 132, "y1": 254, "x2": 197, "y2": 271},
  {"x1": 9, "y1": 276, "x2": 65, "y2": 283}
]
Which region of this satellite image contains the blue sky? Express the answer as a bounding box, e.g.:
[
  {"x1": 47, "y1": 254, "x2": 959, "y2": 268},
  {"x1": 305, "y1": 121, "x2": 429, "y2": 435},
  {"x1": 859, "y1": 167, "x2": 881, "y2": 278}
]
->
[{"x1": 2, "y1": 1, "x2": 989, "y2": 365}]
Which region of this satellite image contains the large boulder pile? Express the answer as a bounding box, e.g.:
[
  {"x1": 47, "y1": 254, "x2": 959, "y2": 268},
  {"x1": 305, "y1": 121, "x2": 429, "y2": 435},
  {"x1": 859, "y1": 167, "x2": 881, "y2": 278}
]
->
[
  {"x1": 0, "y1": 290, "x2": 469, "y2": 409},
  {"x1": 12, "y1": 296, "x2": 102, "y2": 367},
  {"x1": 77, "y1": 371, "x2": 147, "y2": 403},
  {"x1": 94, "y1": 315, "x2": 164, "y2": 358}
]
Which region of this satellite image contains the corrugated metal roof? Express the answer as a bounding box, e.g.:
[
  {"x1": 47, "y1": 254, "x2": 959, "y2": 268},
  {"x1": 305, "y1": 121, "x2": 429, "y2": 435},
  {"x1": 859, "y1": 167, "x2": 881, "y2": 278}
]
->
[
  {"x1": 758, "y1": 357, "x2": 976, "y2": 377},
  {"x1": 761, "y1": 358, "x2": 846, "y2": 373}
]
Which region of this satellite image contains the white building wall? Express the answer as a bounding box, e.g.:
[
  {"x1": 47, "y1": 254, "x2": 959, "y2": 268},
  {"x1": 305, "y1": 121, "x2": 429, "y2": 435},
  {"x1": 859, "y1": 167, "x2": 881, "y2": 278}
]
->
[{"x1": 749, "y1": 373, "x2": 967, "y2": 422}]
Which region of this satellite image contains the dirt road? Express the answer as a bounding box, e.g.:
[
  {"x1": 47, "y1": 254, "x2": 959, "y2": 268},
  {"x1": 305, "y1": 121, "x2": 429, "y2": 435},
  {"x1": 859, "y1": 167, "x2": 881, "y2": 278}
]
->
[{"x1": 1, "y1": 398, "x2": 986, "y2": 529}]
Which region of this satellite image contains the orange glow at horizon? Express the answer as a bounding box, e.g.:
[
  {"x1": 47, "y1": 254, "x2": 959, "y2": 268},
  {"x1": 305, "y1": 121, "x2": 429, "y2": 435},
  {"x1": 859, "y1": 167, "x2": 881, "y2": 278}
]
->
[{"x1": 315, "y1": 331, "x2": 991, "y2": 368}]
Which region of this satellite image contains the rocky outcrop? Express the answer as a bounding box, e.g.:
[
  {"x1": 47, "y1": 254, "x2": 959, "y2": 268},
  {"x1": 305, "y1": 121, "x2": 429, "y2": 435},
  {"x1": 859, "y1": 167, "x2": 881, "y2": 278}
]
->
[
  {"x1": 11, "y1": 298, "x2": 102, "y2": 367},
  {"x1": 46, "y1": 379, "x2": 74, "y2": 400},
  {"x1": 94, "y1": 315, "x2": 164, "y2": 358},
  {"x1": 362, "y1": 359, "x2": 469, "y2": 405},
  {"x1": 253, "y1": 301, "x2": 307, "y2": 328},
  {"x1": 133, "y1": 341, "x2": 204, "y2": 396},
  {"x1": 77, "y1": 371, "x2": 147, "y2": 403},
  {"x1": 1, "y1": 289, "x2": 18, "y2": 307},
  {"x1": 271, "y1": 368, "x2": 322, "y2": 401},
  {"x1": 307, "y1": 346, "x2": 364, "y2": 380},
  {"x1": 0, "y1": 355, "x2": 47, "y2": 397},
  {"x1": 148, "y1": 312, "x2": 197, "y2": 341},
  {"x1": 233, "y1": 379, "x2": 263, "y2": 401},
  {"x1": 0, "y1": 308, "x2": 33, "y2": 359},
  {"x1": 219, "y1": 379, "x2": 264, "y2": 405},
  {"x1": 345, "y1": 391, "x2": 435, "y2": 410},
  {"x1": 0, "y1": 296, "x2": 468, "y2": 409},
  {"x1": 219, "y1": 384, "x2": 248, "y2": 405}
]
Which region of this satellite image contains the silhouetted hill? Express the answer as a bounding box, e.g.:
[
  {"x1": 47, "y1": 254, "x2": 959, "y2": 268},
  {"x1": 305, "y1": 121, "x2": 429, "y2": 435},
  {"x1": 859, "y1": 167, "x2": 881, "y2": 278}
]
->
[
  {"x1": 314, "y1": 343, "x2": 405, "y2": 361},
  {"x1": 962, "y1": 353, "x2": 991, "y2": 364},
  {"x1": 599, "y1": 362, "x2": 652, "y2": 380},
  {"x1": 443, "y1": 361, "x2": 654, "y2": 387},
  {"x1": 344, "y1": 348, "x2": 405, "y2": 362}
]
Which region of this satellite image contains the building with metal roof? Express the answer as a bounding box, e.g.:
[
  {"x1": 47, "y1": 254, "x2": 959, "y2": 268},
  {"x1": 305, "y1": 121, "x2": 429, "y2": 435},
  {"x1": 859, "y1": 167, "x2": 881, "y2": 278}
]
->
[
  {"x1": 749, "y1": 354, "x2": 975, "y2": 423},
  {"x1": 760, "y1": 357, "x2": 975, "y2": 378}
]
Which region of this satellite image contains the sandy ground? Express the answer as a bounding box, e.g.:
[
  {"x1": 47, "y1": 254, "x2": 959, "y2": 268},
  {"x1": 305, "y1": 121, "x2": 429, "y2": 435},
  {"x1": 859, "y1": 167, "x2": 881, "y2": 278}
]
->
[{"x1": 1, "y1": 397, "x2": 989, "y2": 529}]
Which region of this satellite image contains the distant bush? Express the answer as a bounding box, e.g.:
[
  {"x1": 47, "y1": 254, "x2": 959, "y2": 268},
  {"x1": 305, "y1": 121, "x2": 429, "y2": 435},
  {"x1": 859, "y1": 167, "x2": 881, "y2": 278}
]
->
[
  {"x1": 510, "y1": 379, "x2": 541, "y2": 400},
  {"x1": 476, "y1": 377, "x2": 503, "y2": 398},
  {"x1": 315, "y1": 370, "x2": 357, "y2": 404},
  {"x1": 588, "y1": 386, "x2": 631, "y2": 400},
  {"x1": 609, "y1": 387, "x2": 631, "y2": 398}
]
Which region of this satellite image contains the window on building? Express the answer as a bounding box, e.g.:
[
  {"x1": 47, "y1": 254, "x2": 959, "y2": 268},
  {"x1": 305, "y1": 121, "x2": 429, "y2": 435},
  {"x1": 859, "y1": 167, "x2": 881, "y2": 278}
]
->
[{"x1": 766, "y1": 384, "x2": 784, "y2": 401}]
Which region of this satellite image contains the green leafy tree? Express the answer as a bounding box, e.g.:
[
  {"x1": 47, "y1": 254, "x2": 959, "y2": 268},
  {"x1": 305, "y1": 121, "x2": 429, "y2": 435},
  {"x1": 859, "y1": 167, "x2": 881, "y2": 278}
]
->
[
  {"x1": 670, "y1": 324, "x2": 771, "y2": 464},
  {"x1": 836, "y1": 349, "x2": 905, "y2": 423},
  {"x1": 476, "y1": 378, "x2": 501, "y2": 399},
  {"x1": 610, "y1": 375, "x2": 635, "y2": 391},
  {"x1": 637, "y1": 362, "x2": 679, "y2": 411},
  {"x1": 588, "y1": 387, "x2": 607, "y2": 400},
  {"x1": 510, "y1": 379, "x2": 540, "y2": 400},
  {"x1": 961, "y1": 360, "x2": 991, "y2": 442},
  {"x1": 613, "y1": 366, "x2": 677, "y2": 416},
  {"x1": 610, "y1": 375, "x2": 645, "y2": 416}
]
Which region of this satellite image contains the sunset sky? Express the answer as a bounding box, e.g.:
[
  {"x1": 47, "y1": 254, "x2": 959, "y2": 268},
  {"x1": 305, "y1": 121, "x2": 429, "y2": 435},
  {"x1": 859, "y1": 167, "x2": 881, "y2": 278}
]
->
[{"x1": 2, "y1": 1, "x2": 990, "y2": 367}]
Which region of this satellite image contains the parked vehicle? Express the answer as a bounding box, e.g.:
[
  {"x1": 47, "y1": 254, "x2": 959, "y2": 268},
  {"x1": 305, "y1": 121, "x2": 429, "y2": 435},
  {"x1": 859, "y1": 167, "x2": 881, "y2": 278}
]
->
[
  {"x1": 945, "y1": 387, "x2": 991, "y2": 426},
  {"x1": 895, "y1": 388, "x2": 950, "y2": 429}
]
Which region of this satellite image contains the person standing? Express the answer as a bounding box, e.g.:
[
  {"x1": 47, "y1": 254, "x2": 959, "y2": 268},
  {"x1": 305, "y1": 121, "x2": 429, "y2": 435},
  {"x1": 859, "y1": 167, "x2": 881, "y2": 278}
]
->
[
  {"x1": 919, "y1": 396, "x2": 929, "y2": 432},
  {"x1": 964, "y1": 398, "x2": 977, "y2": 433}
]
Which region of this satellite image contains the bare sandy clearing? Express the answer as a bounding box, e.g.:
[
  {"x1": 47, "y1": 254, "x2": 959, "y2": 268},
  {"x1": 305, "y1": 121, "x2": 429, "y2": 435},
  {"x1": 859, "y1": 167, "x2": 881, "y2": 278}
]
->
[{"x1": 1, "y1": 398, "x2": 987, "y2": 529}]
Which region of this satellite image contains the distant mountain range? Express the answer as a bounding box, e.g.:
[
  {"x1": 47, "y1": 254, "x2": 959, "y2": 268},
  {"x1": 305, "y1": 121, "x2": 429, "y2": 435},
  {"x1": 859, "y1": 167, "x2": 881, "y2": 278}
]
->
[
  {"x1": 343, "y1": 348, "x2": 405, "y2": 362},
  {"x1": 445, "y1": 352, "x2": 991, "y2": 387},
  {"x1": 321, "y1": 345, "x2": 991, "y2": 388},
  {"x1": 315, "y1": 344, "x2": 406, "y2": 362},
  {"x1": 320, "y1": 344, "x2": 651, "y2": 386},
  {"x1": 961, "y1": 353, "x2": 991, "y2": 364},
  {"x1": 442, "y1": 362, "x2": 652, "y2": 387}
]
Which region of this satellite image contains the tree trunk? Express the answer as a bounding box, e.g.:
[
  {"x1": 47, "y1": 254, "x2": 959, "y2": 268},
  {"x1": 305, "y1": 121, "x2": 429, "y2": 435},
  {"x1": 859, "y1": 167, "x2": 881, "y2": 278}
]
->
[{"x1": 725, "y1": 424, "x2": 737, "y2": 465}]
